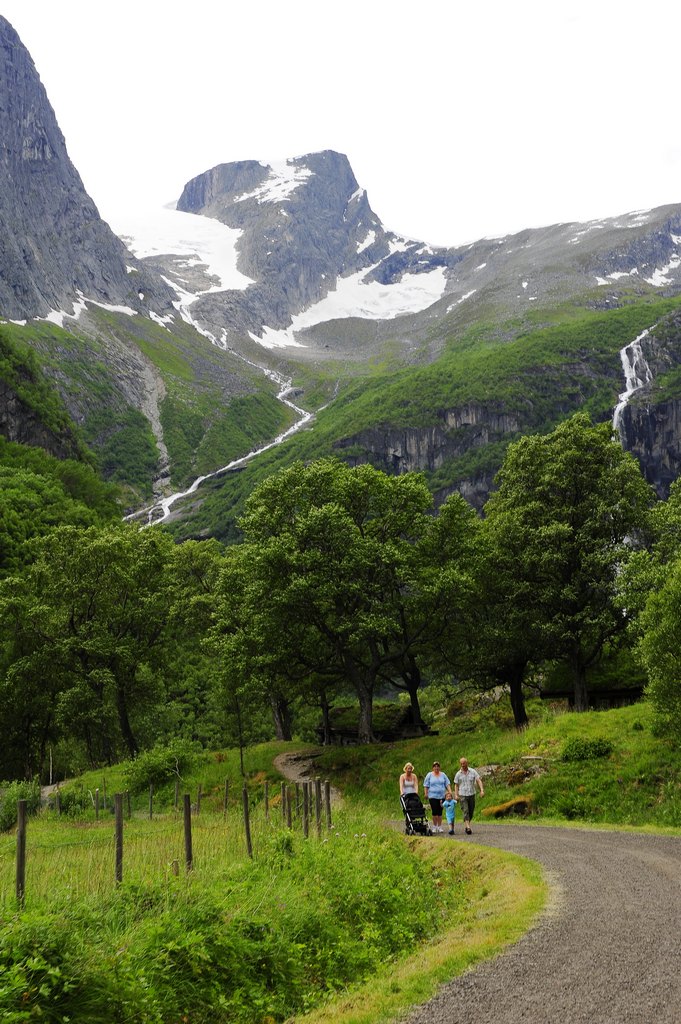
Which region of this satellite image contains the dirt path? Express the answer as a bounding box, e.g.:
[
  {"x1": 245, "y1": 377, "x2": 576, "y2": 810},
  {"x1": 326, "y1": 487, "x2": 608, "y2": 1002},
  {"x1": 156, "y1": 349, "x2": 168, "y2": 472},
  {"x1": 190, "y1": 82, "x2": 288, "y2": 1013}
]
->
[
  {"x1": 273, "y1": 750, "x2": 342, "y2": 805},
  {"x1": 404, "y1": 824, "x2": 681, "y2": 1024}
]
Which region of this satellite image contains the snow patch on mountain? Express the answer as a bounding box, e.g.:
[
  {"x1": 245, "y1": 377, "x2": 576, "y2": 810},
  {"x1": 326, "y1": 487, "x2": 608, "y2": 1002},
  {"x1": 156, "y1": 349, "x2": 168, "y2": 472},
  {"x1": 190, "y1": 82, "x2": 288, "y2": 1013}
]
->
[
  {"x1": 37, "y1": 293, "x2": 138, "y2": 327},
  {"x1": 357, "y1": 230, "x2": 376, "y2": 253},
  {"x1": 645, "y1": 254, "x2": 681, "y2": 287},
  {"x1": 110, "y1": 204, "x2": 253, "y2": 292},
  {"x1": 233, "y1": 160, "x2": 314, "y2": 204},
  {"x1": 249, "y1": 265, "x2": 447, "y2": 349},
  {"x1": 447, "y1": 290, "x2": 476, "y2": 312}
]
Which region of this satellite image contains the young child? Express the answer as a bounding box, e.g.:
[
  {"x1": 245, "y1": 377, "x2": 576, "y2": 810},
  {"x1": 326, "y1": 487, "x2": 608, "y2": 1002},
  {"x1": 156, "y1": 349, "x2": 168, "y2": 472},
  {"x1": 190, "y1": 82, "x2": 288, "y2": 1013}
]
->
[{"x1": 442, "y1": 795, "x2": 457, "y2": 834}]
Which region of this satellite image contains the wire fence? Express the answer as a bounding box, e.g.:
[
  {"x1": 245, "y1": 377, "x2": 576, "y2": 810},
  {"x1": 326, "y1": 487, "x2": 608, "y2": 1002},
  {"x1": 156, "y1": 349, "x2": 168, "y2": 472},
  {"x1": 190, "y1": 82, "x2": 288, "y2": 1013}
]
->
[{"x1": 1, "y1": 777, "x2": 333, "y2": 911}]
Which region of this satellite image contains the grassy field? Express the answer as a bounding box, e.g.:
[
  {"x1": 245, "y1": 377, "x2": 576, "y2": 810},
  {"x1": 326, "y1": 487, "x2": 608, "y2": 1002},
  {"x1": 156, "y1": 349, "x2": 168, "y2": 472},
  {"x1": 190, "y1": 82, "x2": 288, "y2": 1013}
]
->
[
  {"x1": 2, "y1": 697, "x2": 678, "y2": 1022},
  {"x1": 312, "y1": 698, "x2": 681, "y2": 831}
]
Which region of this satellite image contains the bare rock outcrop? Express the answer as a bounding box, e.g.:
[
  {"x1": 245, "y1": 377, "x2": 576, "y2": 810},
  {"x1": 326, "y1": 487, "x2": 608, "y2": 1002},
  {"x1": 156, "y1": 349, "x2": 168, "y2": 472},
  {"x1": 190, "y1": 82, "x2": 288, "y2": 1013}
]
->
[{"x1": 0, "y1": 16, "x2": 175, "y2": 321}]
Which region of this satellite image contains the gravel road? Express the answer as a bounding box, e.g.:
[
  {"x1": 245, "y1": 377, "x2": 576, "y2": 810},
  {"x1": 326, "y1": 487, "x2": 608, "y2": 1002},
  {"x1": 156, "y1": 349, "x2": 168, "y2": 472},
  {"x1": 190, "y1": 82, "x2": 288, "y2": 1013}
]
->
[{"x1": 404, "y1": 824, "x2": 681, "y2": 1024}]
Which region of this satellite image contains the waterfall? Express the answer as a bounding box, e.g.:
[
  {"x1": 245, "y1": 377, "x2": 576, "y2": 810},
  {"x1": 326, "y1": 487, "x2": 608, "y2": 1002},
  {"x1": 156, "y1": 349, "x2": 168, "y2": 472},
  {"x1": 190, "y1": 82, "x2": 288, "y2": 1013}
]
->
[{"x1": 612, "y1": 329, "x2": 653, "y2": 439}]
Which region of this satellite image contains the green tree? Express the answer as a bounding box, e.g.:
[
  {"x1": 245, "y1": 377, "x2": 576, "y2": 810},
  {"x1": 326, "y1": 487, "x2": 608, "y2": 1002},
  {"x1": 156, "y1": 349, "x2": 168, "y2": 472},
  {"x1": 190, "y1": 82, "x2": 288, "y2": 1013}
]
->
[
  {"x1": 392, "y1": 492, "x2": 480, "y2": 724},
  {"x1": 0, "y1": 523, "x2": 179, "y2": 771},
  {"x1": 158, "y1": 538, "x2": 231, "y2": 749},
  {"x1": 0, "y1": 465, "x2": 104, "y2": 577},
  {"x1": 637, "y1": 556, "x2": 681, "y2": 731},
  {"x1": 482, "y1": 414, "x2": 654, "y2": 711},
  {"x1": 627, "y1": 480, "x2": 681, "y2": 732},
  {"x1": 215, "y1": 459, "x2": 441, "y2": 743}
]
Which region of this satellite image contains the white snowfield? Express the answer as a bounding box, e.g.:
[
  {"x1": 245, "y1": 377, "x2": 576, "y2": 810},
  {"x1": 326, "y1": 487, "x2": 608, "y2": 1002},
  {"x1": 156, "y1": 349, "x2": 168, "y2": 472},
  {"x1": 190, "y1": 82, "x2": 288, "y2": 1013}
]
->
[
  {"x1": 108, "y1": 203, "x2": 253, "y2": 293},
  {"x1": 248, "y1": 265, "x2": 448, "y2": 349},
  {"x1": 233, "y1": 160, "x2": 313, "y2": 205},
  {"x1": 105, "y1": 201, "x2": 447, "y2": 350}
]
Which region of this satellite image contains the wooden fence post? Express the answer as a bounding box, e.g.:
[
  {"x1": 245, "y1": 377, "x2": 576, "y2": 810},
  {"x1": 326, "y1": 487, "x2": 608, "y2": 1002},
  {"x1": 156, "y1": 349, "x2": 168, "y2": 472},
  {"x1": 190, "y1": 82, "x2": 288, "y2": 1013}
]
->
[
  {"x1": 325, "y1": 780, "x2": 332, "y2": 829},
  {"x1": 16, "y1": 799, "x2": 26, "y2": 908},
  {"x1": 95, "y1": 787, "x2": 100, "y2": 821},
  {"x1": 295, "y1": 782, "x2": 300, "y2": 816},
  {"x1": 183, "y1": 794, "x2": 193, "y2": 871},
  {"x1": 315, "y1": 778, "x2": 322, "y2": 838},
  {"x1": 114, "y1": 793, "x2": 123, "y2": 886},
  {"x1": 243, "y1": 784, "x2": 253, "y2": 859},
  {"x1": 302, "y1": 782, "x2": 309, "y2": 838}
]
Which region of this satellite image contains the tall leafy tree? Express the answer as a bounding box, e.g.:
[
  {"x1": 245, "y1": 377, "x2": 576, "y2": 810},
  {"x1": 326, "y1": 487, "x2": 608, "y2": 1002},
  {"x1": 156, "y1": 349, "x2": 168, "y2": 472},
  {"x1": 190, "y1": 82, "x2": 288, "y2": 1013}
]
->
[
  {"x1": 625, "y1": 480, "x2": 681, "y2": 732},
  {"x1": 0, "y1": 523, "x2": 178, "y2": 770},
  {"x1": 637, "y1": 556, "x2": 681, "y2": 732},
  {"x1": 482, "y1": 414, "x2": 654, "y2": 710},
  {"x1": 0, "y1": 464, "x2": 109, "y2": 578},
  {"x1": 393, "y1": 492, "x2": 481, "y2": 723},
  {"x1": 157, "y1": 538, "x2": 228, "y2": 745},
  {"x1": 216, "y1": 459, "x2": 441, "y2": 742}
]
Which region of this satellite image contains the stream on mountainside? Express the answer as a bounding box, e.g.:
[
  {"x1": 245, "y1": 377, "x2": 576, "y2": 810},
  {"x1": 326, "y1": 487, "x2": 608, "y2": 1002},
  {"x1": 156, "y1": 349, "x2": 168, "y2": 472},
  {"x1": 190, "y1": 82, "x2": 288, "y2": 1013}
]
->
[
  {"x1": 612, "y1": 328, "x2": 653, "y2": 438},
  {"x1": 127, "y1": 365, "x2": 313, "y2": 526}
]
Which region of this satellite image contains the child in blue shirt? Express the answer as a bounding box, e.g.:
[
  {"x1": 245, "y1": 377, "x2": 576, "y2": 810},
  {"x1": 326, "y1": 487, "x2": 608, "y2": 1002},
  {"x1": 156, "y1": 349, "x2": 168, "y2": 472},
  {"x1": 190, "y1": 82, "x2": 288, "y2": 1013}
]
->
[{"x1": 442, "y1": 795, "x2": 457, "y2": 834}]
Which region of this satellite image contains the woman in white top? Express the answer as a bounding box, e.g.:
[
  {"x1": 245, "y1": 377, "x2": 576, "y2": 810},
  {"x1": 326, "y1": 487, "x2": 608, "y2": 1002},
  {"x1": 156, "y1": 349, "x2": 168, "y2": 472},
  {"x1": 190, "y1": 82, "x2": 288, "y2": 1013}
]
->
[{"x1": 399, "y1": 762, "x2": 419, "y2": 796}]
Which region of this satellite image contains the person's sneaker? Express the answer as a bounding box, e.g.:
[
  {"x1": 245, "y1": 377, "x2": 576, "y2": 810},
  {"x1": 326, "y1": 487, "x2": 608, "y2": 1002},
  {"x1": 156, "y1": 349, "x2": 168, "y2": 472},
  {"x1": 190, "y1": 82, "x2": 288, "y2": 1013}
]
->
[
  {"x1": 448, "y1": 828, "x2": 454, "y2": 834},
  {"x1": 465, "y1": 827, "x2": 472, "y2": 835}
]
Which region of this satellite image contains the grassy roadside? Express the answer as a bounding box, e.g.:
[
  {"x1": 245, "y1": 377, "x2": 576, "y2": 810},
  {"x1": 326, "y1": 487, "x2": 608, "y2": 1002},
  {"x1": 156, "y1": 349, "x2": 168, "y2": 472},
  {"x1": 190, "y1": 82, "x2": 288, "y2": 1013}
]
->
[
  {"x1": 0, "y1": 802, "x2": 548, "y2": 1024},
  {"x1": 293, "y1": 839, "x2": 546, "y2": 1024}
]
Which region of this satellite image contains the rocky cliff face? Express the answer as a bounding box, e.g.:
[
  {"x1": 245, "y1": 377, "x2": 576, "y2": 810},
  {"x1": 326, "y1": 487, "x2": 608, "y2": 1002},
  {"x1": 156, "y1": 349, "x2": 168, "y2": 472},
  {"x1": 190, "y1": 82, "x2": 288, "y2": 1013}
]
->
[
  {"x1": 620, "y1": 398, "x2": 681, "y2": 496},
  {"x1": 334, "y1": 403, "x2": 520, "y2": 474},
  {"x1": 0, "y1": 17, "x2": 174, "y2": 320},
  {"x1": 0, "y1": 378, "x2": 81, "y2": 459}
]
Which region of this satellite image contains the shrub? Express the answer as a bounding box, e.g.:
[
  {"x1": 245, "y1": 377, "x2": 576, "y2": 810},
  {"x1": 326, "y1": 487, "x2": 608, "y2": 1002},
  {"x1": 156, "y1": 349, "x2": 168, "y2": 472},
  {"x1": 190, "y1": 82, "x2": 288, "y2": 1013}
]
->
[
  {"x1": 0, "y1": 778, "x2": 41, "y2": 832},
  {"x1": 560, "y1": 737, "x2": 614, "y2": 762},
  {"x1": 0, "y1": 821, "x2": 439, "y2": 1023},
  {"x1": 52, "y1": 782, "x2": 94, "y2": 817},
  {"x1": 121, "y1": 739, "x2": 200, "y2": 793}
]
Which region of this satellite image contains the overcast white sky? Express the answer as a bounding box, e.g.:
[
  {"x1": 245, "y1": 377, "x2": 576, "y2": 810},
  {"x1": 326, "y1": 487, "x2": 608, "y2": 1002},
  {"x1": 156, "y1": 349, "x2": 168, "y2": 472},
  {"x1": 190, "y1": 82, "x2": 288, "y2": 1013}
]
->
[{"x1": 3, "y1": 0, "x2": 681, "y2": 247}]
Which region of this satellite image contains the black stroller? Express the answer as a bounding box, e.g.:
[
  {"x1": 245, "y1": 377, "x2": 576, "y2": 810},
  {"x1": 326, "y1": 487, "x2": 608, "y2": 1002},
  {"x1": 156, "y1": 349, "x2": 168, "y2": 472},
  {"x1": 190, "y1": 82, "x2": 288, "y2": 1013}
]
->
[{"x1": 401, "y1": 792, "x2": 432, "y2": 836}]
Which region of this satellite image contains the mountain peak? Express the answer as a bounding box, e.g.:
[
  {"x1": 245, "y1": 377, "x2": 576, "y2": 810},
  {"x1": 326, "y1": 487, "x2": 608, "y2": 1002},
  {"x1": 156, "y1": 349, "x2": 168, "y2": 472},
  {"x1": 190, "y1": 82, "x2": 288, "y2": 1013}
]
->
[
  {"x1": 0, "y1": 16, "x2": 173, "y2": 320},
  {"x1": 177, "y1": 150, "x2": 359, "y2": 217},
  {"x1": 171, "y1": 149, "x2": 454, "y2": 347}
]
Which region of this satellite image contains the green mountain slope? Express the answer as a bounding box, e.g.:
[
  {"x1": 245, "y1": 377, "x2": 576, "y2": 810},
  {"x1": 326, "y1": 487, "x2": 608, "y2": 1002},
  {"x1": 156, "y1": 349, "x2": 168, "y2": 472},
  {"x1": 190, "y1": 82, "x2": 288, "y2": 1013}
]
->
[
  {"x1": 166, "y1": 293, "x2": 681, "y2": 540},
  {"x1": 1, "y1": 309, "x2": 297, "y2": 508}
]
